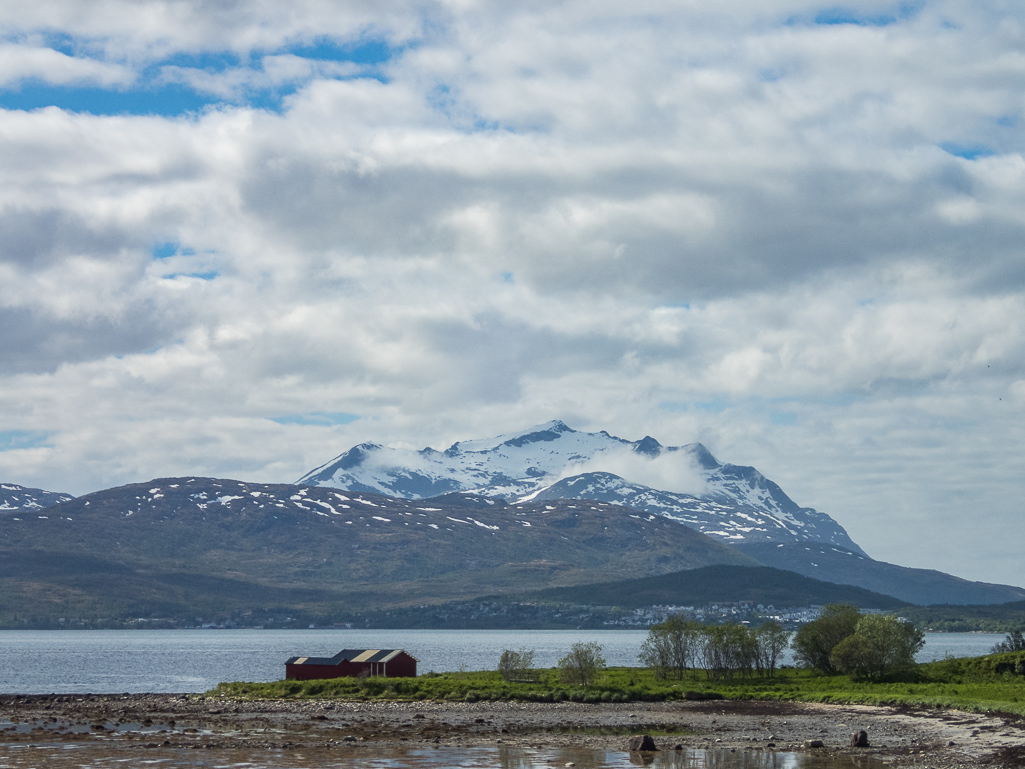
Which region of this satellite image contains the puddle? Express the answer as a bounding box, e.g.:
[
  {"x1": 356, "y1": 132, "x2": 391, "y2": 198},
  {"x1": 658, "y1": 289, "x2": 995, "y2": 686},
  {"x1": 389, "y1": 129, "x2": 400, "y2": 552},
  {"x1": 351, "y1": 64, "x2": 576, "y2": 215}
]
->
[{"x1": 0, "y1": 744, "x2": 888, "y2": 768}]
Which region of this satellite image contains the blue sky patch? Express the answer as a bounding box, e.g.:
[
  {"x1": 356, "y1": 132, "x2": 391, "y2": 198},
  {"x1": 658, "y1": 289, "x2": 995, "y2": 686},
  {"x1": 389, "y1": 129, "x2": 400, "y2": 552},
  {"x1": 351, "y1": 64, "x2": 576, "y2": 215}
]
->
[
  {"x1": 0, "y1": 35, "x2": 400, "y2": 117},
  {"x1": 0, "y1": 430, "x2": 53, "y2": 452},
  {"x1": 789, "y1": 3, "x2": 922, "y2": 27},
  {"x1": 271, "y1": 411, "x2": 360, "y2": 427},
  {"x1": 293, "y1": 38, "x2": 397, "y2": 65},
  {"x1": 769, "y1": 411, "x2": 798, "y2": 426},
  {"x1": 0, "y1": 82, "x2": 220, "y2": 117},
  {"x1": 940, "y1": 142, "x2": 995, "y2": 160},
  {"x1": 152, "y1": 242, "x2": 196, "y2": 259},
  {"x1": 814, "y1": 8, "x2": 898, "y2": 26}
]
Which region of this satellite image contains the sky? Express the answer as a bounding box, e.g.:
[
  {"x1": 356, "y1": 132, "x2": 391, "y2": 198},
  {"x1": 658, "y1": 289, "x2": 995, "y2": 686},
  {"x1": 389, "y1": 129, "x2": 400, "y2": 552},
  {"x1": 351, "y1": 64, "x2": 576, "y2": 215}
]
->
[{"x1": 0, "y1": 1, "x2": 1023, "y2": 587}]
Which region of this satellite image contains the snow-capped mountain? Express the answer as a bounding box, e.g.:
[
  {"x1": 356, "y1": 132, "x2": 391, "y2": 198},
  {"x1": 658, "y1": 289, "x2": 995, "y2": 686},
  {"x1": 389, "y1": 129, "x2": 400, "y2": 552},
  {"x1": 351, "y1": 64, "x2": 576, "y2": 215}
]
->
[
  {"x1": 0, "y1": 483, "x2": 73, "y2": 514},
  {"x1": 298, "y1": 420, "x2": 864, "y2": 553},
  {"x1": 533, "y1": 472, "x2": 865, "y2": 554}
]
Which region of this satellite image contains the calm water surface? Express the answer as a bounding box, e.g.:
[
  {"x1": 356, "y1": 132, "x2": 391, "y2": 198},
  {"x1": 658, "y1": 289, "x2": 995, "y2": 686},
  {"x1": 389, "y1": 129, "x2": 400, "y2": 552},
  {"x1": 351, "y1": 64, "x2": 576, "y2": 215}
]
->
[
  {"x1": 0, "y1": 744, "x2": 886, "y2": 768},
  {"x1": 0, "y1": 629, "x2": 1005, "y2": 694}
]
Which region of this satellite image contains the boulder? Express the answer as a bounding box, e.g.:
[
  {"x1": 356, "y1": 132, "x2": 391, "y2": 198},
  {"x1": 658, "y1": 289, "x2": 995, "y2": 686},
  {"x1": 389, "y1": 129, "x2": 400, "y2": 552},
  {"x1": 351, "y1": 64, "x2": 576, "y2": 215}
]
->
[
  {"x1": 628, "y1": 735, "x2": 658, "y2": 751},
  {"x1": 850, "y1": 730, "x2": 869, "y2": 748},
  {"x1": 804, "y1": 739, "x2": 824, "y2": 748}
]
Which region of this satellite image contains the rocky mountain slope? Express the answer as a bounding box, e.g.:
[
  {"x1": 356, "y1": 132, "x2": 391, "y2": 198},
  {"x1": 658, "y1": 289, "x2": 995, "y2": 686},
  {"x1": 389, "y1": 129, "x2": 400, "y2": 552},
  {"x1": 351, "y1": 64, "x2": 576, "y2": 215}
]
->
[
  {"x1": 0, "y1": 483, "x2": 73, "y2": 514},
  {"x1": 299, "y1": 420, "x2": 863, "y2": 552},
  {"x1": 533, "y1": 471, "x2": 864, "y2": 553},
  {"x1": 735, "y1": 542, "x2": 1025, "y2": 606},
  {"x1": 0, "y1": 476, "x2": 756, "y2": 624}
]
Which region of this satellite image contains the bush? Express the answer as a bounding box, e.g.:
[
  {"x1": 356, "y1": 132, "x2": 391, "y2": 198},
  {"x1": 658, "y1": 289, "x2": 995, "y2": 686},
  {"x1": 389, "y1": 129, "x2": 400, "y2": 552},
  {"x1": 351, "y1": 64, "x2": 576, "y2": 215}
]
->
[
  {"x1": 829, "y1": 614, "x2": 925, "y2": 681},
  {"x1": 792, "y1": 604, "x2": 861, "y2": 674},
  {"x1": 558, "y1": 641, "x2": 606, "y2": 686},
  {"x1": 498, "y1": 648, "x2": 537, "y2": 682}
]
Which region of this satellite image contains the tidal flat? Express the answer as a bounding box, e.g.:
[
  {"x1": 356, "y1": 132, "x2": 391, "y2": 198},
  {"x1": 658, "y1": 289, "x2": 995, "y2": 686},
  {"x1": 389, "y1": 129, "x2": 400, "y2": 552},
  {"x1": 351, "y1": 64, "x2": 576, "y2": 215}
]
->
[{"x1": 2, "y1": 695, "x2": 1023, "y2": 768}]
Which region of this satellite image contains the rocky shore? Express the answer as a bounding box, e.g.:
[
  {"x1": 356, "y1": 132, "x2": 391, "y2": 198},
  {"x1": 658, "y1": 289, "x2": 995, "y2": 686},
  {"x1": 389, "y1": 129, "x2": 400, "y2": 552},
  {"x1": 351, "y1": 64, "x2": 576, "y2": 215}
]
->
[{"x1": 1, "y1": 694, "x2": 1024, "y2": 767}]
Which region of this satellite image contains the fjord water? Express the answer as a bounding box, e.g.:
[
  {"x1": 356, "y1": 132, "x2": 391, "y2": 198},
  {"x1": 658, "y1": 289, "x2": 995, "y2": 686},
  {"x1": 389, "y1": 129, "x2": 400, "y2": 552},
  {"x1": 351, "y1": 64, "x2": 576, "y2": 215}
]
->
[{"x1": 0, "y1": 629, "x2": 1004, "y2": 694}]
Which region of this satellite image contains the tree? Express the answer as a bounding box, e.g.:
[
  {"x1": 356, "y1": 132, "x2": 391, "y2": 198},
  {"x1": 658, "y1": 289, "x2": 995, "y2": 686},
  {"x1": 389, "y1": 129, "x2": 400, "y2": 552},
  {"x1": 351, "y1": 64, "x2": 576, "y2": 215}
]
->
[
  {"x1": 638, "y1": 624, "x2": 673, "y2": 680},
  {"x1": 498, "y1": 648, "x2": 536, "y2": 682},
  {"x1": 558, "y1": 641, "x2": 606, "y2": 685},
  {"x1": 792, "y1": 603, "x2": 861, "y2": 674},
  {"x1": 639, "y1": 616, "x2": 701, "y2": 680},
  {"x1": 992, "y1": 630, "x2": 1025, "y2": 653},
  {"x1": 754, "y1": 621, "x2": 789, "y2": 678},
  {"x1": 830, "y1": 614, "x2": 925, "y2": 681},
  {"x1": 700, "y1": 623, "x2": 757, "y2": 679}
]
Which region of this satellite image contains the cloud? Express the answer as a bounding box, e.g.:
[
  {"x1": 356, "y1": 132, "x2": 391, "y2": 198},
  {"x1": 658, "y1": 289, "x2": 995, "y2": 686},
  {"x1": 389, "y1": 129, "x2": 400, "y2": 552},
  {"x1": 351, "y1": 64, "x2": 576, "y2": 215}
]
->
[
  {"x1": 0, "y1": 44, "x2": 133, "y2": 87},
  {"x1": 557, "y1": 446, "x2": 710, "y2": 497},
  {"x1": 0, "y1": 1, "x2": 1023, "y2": 589}
]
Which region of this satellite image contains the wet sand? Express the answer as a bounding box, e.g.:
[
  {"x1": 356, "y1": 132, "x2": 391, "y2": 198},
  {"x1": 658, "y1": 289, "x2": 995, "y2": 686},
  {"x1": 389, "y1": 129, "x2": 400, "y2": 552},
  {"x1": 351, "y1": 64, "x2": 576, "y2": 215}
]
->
[{"x1": 1, "y1": 694, "x2": 1024, "y2": 767}]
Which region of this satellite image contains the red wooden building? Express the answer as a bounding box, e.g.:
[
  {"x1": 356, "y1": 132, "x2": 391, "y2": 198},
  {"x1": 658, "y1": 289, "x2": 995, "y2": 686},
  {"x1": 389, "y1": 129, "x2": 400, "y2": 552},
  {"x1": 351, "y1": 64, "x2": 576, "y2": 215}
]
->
[{"x1": 285, "y1": 648, "x2": 418, "y2": 680}]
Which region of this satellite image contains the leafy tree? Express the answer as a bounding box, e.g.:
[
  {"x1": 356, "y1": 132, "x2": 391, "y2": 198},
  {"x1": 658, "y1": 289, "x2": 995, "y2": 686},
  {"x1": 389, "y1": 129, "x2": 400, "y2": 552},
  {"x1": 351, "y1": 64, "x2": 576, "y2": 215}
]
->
[
  {"x1": 830, "y1": 614, "x2": 925, "y2": 681},
  {"x1": 992, "y1": 630, "x2": 1025, "y2": 653},
  {"x1": 639, "y1": 616, "x2": 701, "y2": 680},
  {"x1": 792, "y1": 603, "x2": 861, "y2": 674},
  {"x1": 638, "y1": 623, "x2": 674, "y2": 680},
  {"x1": 558, "y1": 641, "x2": 606, "y2": 685},
  {"x1": 754, "y1": 621, "x2": 789, "y2": 678},
  {"x1": 498, "y1": 648, "x2": 536, "y2": 682}
]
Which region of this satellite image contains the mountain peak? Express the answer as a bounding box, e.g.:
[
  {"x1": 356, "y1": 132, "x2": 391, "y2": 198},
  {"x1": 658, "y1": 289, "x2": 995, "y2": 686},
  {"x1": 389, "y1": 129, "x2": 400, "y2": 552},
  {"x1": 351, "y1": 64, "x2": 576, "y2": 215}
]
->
[
  {"x1": 297, "y1": 421, "x2": 864, "y2": 555},
  {"x1": 448, "y1": 420, "x2": 575, "y2": 454},
  {"x1": 633, "y1": 435, "x2": 663, "y2": 456}
]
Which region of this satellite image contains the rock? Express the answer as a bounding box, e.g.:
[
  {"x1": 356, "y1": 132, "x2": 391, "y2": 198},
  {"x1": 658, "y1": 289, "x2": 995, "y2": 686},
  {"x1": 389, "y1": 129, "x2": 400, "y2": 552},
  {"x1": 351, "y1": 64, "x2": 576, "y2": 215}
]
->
[
  {"x1": 804, "y1": 739, "x2": 824, "y2": 748},
  {"x1": 850, "y1": 730, "x2": 869, "y2": 748},
  {"x1": 628, "y1": 735, "x2": 658, "y2": 751}
]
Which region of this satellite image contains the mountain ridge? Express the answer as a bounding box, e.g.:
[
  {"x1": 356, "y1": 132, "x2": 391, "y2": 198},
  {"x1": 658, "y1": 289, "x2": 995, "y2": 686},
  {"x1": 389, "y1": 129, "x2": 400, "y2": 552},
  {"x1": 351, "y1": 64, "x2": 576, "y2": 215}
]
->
[
  {"x1": 0, "y1": 475, "x2": 756, "y2": 625},
  {"x1": 0, "y1": 483, "x2": 74, "y2": 514},
  {"x1": 298, "y1": 420, "x2": 864, "y2": 553}
]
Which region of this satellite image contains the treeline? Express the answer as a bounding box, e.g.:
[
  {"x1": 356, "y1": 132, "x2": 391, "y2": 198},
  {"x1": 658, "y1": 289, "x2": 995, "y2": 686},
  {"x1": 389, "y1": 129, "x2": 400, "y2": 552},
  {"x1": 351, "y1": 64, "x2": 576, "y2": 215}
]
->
[
  {"x1": 499, "y1": 605, "x2": 933, "y2": 685},
  {"x1": 637, "y1": 617, "x2": 788, "y2": 680}
]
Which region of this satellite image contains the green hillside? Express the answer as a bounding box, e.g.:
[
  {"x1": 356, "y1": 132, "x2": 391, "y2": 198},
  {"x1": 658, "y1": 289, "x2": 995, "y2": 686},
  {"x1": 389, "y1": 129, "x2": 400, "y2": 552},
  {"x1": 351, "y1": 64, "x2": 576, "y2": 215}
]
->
[{"x1": 528, "y1": 564, "x2": 909, "y2": 610}]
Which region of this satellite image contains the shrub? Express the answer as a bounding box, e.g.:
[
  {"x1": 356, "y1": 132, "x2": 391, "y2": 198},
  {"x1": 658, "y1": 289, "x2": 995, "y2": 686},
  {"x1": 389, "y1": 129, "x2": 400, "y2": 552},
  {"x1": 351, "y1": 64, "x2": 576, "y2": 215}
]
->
[
  {"x1": 829, "y1": 614, "x2": 925, "y2": 681},
  {"x1": 792, "y1": 604, "x2": 861, "y2": 674},
  {"x1": 558, "y1": 641, "x2": 606, "y2": 686},
  {"x1": 498, "y1": 648, "x2": 537, "y2": 682}
]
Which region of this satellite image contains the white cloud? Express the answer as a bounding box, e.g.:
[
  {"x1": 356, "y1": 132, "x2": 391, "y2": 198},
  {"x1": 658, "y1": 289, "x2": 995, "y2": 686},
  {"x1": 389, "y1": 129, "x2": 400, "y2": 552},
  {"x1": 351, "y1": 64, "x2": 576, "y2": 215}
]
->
[
  {"x1": 0, "y1": 1, "x2": 1024, "y2": 588},
  {"x1": 0, "y1": 44, "x2": 133, "y2": 87},
  {"x1": 557, "y1": 446, "x2": 710, "y2": 497}
]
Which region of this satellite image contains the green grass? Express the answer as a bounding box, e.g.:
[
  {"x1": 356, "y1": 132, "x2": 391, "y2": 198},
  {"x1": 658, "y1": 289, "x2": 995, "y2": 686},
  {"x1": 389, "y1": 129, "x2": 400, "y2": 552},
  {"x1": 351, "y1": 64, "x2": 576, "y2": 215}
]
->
[{"x1": 209, "y1": 650, "x2": 1025, "y2": 716}]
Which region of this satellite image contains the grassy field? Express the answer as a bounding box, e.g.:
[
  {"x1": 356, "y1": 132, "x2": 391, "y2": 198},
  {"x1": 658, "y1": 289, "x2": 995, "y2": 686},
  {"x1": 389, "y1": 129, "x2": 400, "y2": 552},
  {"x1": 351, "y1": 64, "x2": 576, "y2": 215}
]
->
[{"x1": 211, "y1": 650, "x2": 1025, "y2": 716}]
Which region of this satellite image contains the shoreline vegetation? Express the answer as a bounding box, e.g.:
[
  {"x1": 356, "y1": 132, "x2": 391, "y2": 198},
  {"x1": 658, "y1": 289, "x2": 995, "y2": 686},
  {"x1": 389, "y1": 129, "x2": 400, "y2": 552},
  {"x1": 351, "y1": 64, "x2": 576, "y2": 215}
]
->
[
  {"x1": 213, "y1": 618, "x2": 1025, "y2": 720},
  {"x1": 211, "y1": 649, "x2": 1025, "y2": 718}
]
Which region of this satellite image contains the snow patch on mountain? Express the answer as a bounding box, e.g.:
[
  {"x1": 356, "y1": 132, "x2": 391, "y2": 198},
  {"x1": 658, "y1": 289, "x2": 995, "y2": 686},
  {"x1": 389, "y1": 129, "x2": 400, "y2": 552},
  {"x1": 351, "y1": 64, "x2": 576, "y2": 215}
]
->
[
  {"x1": 0, "y1": 483, "x2": 74, "y2": 514},
  {"x1": 298, "y1": 421, "x2": 865, "y2": 554}
]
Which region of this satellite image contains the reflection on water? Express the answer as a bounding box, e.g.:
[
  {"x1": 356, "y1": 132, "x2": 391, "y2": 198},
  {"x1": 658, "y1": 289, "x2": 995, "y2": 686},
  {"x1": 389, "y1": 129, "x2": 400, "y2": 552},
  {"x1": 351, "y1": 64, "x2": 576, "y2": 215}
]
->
[{"x1": 0, "y1": 744, "x2": 887, "y2": 768}]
